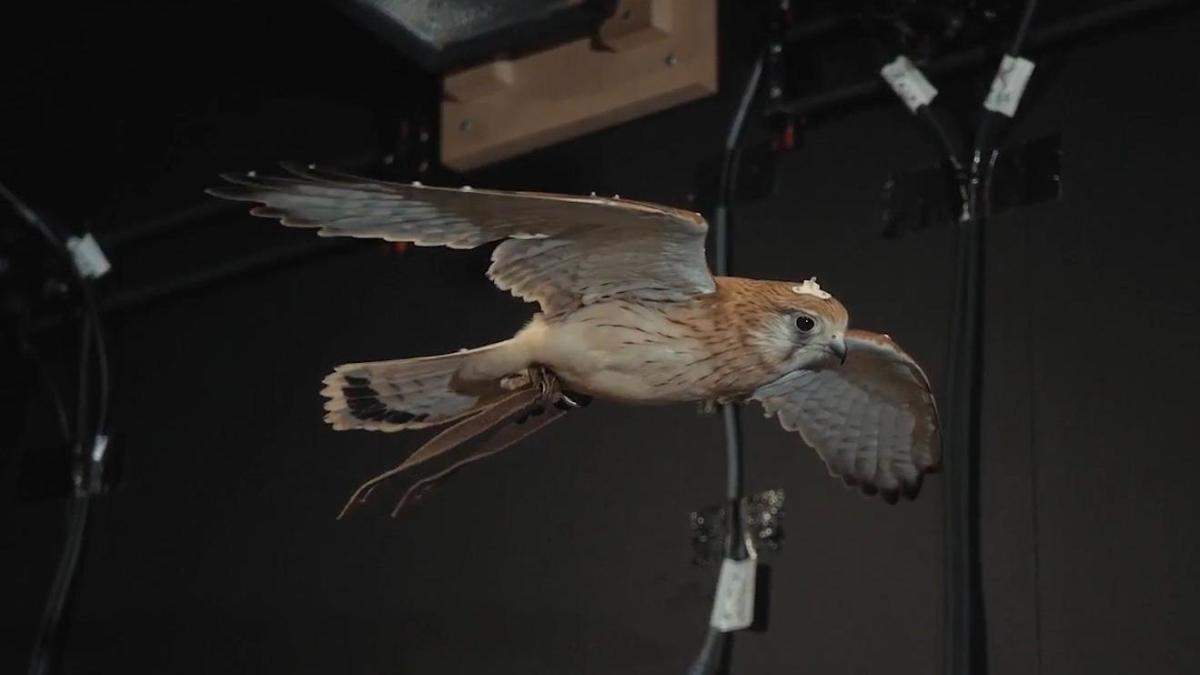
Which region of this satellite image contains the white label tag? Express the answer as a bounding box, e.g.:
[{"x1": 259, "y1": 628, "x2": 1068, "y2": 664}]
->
[
  {"x1": 709, "y1": 557, "x2": 756, "y2": 632},
  {"x1": 66, "y1": 233, "x2": 111, "y2": 279},
  {"x1": 984, "y1": 55, "x2": 1036, "y2": 117},
  {"x1": 91, "y1": 434, "x2": 110, "y2": 463},
  {"x1": 880, "y1": 56, "x2": 938, "y2": 113}
]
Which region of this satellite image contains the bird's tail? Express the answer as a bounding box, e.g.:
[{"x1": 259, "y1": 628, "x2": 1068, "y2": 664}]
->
[{"x1": 321, "y1": 341, "x2": 529, "y2": 432}]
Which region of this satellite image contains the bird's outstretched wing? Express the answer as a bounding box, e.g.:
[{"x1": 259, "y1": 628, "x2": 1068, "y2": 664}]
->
[
  {"x1": 751, "y1": 329, "x2": 941, "y2": 503},
  {"x1": 207, "y1": 164, "x2": 715, "y2": 316}
]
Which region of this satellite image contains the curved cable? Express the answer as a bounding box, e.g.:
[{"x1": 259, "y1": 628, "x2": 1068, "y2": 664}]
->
[
  {"x1": 687, "y1": 53, "x2": 764, "y2": 675},
  {"x1": 2, "y1": 179, "x2": 111, "y2": 675},
  {"x1": 0, "y1": 181, "x2": 111, "y2": 442}
]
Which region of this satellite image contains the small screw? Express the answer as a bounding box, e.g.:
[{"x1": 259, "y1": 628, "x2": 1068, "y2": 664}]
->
[
  {"x1": 769, "y1": 43, "x2": 782, "y2": 55},
  {"x1": 665, "y1": 53, "x2": 677, "y2": 66},
  {"x1": 418, "y1": 160, "x2": 429, "y2": 173},
  {"x1": 769, "y1": 85, "x2": 783, "y2": 99},
  {"x1": 382, "y1": 154, "x2": 395, "y2": 165},
  {"x1": 459, "y1": 119, "x2": 473, "y2": 131}
]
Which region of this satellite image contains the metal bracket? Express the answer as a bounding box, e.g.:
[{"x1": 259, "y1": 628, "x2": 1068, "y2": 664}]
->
[
  {"x1": 882, "y1": 132, "x2": 1061, "y2": 238},
  {"x1": 690, "y1": 488, "x2": 785, "y2": 565}
]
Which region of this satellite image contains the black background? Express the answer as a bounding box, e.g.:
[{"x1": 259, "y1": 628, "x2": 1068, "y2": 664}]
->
[{"x1": 3, "y1": 1, "x2": 1198, "y2": 673}]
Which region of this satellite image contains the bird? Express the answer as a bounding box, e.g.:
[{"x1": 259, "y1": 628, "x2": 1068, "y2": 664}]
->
[{"x1": 207, "y1": 163, "x2": 941, "y2": 508}]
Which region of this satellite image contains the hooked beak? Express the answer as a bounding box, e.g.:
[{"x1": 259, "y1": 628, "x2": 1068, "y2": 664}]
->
[{"x1": 830, "y1": 335, "x2": 847, "y2": 364}]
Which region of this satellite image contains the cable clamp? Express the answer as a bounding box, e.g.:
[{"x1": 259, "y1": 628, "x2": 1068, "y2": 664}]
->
[{"x1": 984, "y1": 55, "x2": 1036, "y2": 117}]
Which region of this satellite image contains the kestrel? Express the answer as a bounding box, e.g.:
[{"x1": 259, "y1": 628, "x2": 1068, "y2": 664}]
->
[{"x1": 209, "y1": 164, "x2": 941, "y2": 507}]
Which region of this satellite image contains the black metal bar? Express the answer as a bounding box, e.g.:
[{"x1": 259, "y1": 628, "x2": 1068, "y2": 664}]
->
[
  {"x1": 99, "y1": 154, "x2": 379, "y2": 250},
  {"x1": 102, "y1": 238, "x2": 359, "y2": 313},
  {"x1": 99, "y1": 199, "x2": 235, "y2": 249},
  {"x1": 30, "y1": 238, "x2": 361, "y2": 334},
  {"x1": 769, "y1": 0, "x2": 1195, "y2": 118},
  {"x1": 784, "y1": 14, "x2": 855, "y2": 42}
]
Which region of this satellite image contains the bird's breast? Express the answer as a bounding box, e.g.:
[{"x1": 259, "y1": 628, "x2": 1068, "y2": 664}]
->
[{"x1": 527, "y1": 300, "x2": 766, "y2": 404}]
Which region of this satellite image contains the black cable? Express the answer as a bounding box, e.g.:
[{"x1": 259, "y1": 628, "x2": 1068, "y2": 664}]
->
[
  {"x1": 715, "y1": 54, "x2": 764, "y2": 536},
  {"x1": 969, "y1": 6, "x2": 1036, "y2": 672},
  {"x1": 870, "y1": 50, "x2": 977, "y2": 674},
  {"x1": 76, "y1": 283, "x2": 109, "y2": 439},
  {"x1": 715, "y1": 56, "x2": 764, "y2": 278},
  {"x1": 918, "y1": 106, "x2": 972, "y2": 220},
  {"x1": 0, "y1": 180, "x2": 112, "y2": 442},
  {"x1": 0, "y1": 182, "x2": 63, "y2": 252},
  {"x1": 687, "y1": 53, "x2": 764, "y2": 675},
  {"x1": 717, "y1": 51, "x2": 763, "y2": 552},
  {"x1": 1, "y1": 179, "x2": 111, "y2": 675},
  {"x1": 34, "y1": 314, "x2": 100, "y2": 675},
  {"x1": 1010, "y1": 0, "x2": 1040, "y2": 56},
  {"x1": 942, "y1": 4, "x2": 1042, "y2": 675}
]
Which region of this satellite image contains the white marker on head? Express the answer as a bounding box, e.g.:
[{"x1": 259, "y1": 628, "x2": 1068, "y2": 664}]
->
[{"x1": 791, "y1": 277, "x2": 832, "y2": 299}]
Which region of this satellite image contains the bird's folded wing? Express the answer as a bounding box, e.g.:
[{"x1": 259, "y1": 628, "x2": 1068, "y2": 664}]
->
[
  {"x1": 207, "y1": 163, "x2": 715, "y2": 316},
  {"x1": 751, "y1": 329, "x2": 941, "y2": 503}
]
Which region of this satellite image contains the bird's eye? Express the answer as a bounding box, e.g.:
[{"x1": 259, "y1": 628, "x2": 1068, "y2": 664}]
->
[{"x1": 794, "y1": 315, "x2": 816, "y2": 332}]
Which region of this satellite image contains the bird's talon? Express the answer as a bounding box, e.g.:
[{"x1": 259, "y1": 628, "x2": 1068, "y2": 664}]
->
[
  {"x1": 556, "y1": 391, "x2": 586, "y2": 409},
  {"x1": 500, "y1": 372, "x2": 530, "y2": 391}
]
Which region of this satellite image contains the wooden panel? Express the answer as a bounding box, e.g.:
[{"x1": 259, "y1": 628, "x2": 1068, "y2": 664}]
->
[
  {"x1": 440, "y1": 0, "x2": 716, "y2": 171},
  {"x1": 597, "y1": 0, "x2": 672, "y2": 52}
]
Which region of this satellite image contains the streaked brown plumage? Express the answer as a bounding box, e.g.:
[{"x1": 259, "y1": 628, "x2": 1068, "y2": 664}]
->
[{"x1": 208, "y1": 164, "x2": 941, "y2": 504}]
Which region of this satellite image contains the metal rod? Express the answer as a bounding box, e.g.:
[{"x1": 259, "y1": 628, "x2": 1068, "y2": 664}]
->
[
  {"x1": 784, "y1": 14, "x2": 855, "y2": 42},
  {"x1": 99, "y1": 154, "x2": 379, "y2": 250},
  {"x1": 31, "y1": 238, "x2": 360, "y2": 333},
  {"x1": 100, "y1": 200, "x2": 234, "y2": 249},
  {"x1": 101, "y1": 239, "x2": 357, "y2": 313}
]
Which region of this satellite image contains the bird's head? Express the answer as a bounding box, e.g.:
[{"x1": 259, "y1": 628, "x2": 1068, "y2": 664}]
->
[{"x1": 743, "y1": 278, "x2": 849, "y2": 372}]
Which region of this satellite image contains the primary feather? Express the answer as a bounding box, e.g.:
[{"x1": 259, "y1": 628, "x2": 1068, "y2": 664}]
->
[{"x1": 207, "y1": 163, "x2": 715, "y2": 316}]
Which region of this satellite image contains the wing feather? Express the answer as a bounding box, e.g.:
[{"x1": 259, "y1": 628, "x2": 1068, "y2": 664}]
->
[
  {"x1": 752, "y1": 329, "x2": 941, "y2": 503},
  {"x1": 207, "y1": 164, "x2": 715, "y2": 315}
]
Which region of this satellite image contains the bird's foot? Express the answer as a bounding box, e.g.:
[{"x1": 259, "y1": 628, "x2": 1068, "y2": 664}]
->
[
  {"x1": 500, "y1": 372, "x2": 530, "y2": 391},
  {"x1": 529, "y1": 367, "x2": 592, "y2": 412}
]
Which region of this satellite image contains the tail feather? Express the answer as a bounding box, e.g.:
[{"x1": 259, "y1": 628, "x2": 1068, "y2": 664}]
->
[{"x1": 321, "y1": 342, "x2": 521, "y2": 432}]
